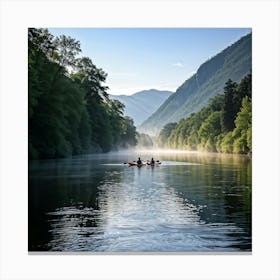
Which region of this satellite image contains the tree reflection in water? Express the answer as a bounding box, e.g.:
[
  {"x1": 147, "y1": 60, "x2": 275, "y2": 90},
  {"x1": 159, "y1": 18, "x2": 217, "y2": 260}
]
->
[{"x1": 29, "y1": 151, "x2": 251, "y2": 252}]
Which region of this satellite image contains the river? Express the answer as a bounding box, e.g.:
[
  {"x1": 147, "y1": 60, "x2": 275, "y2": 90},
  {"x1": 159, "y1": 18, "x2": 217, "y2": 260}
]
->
[{"x1": 28, "y1": 150, "x2": 251, "y2": 253}]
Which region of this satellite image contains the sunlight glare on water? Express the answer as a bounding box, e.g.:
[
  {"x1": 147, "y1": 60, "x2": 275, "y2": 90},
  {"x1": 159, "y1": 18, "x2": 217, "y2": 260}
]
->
[{"x1": 29, "y1": 151, "x2": 251, "y2": 252}]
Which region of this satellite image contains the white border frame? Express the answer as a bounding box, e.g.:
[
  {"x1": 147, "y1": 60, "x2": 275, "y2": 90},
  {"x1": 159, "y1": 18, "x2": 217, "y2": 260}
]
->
[{"x1": 1, "y1": 0, "x2": 279, "y2": 279}]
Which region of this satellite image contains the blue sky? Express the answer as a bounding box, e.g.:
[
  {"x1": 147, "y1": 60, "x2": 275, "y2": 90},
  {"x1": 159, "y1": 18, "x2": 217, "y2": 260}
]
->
[{"x1": 49, "y1": 28, "x2": 251, "y2": 95}]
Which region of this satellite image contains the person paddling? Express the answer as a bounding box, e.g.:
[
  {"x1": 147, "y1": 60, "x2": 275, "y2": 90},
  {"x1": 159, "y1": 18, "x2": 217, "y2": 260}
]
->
[
  {"x1": 150, "y1": 157, "x2": 155, "y2": 165},
  {"x1": 137, "y1": 157, "x2": 142, "y2": 165}
]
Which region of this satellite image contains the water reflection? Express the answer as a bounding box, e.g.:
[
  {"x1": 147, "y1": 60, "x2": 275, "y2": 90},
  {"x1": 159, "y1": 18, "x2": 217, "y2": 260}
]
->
[{"x1": 29, "y1": 151, "x2": 251, "y2": 252}]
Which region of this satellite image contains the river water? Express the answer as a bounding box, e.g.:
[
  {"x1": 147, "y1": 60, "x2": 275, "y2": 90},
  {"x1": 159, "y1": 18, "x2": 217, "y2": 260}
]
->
[{"x1": 28, "y1": 150, "x2": 251, "y2": 253}]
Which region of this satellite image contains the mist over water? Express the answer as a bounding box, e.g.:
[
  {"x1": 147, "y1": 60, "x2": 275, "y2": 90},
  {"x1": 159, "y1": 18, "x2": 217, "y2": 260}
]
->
[{"x1": 29, "y1": 150, "x2": 251, "y2": 252}]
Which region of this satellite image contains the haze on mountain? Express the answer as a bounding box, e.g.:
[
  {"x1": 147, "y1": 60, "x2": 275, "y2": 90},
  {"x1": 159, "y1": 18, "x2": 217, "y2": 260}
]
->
[
  {"x1": 139, "y1": 33, "x2": 252, "y2": 135},
  {"x1": 110, "y1": 89, "x2": 173, "y2": 126}
]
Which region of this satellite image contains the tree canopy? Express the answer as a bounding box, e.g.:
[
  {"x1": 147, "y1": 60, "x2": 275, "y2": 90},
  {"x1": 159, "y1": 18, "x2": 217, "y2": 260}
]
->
[
  {"x1": 28, "y1": 28, "x2": 137, "y2": 159},
  {"x1": 158, "y1": 74, "x2": 252, "y2": 154}
]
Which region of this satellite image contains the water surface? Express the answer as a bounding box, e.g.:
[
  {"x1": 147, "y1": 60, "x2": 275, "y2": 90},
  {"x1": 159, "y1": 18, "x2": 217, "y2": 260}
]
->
[{"x1": 29, "y1": 150, "x2": 251, "y2": 252}]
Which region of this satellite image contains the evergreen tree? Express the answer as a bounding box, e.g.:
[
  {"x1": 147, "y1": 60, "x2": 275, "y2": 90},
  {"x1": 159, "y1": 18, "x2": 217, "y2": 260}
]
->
[
  {"x1": 233, "y1": 73, "x2": 252, "y2": 119},
  {"x1": 221, "y1": 79, "x2": 237, "y2": 132},
  {"x1": 157, "y1": 74, "x2": 252, "y2": 155}
]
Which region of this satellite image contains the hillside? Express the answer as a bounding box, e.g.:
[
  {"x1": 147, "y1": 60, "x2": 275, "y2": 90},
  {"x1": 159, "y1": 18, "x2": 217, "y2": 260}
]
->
[
  {"x1": 139, "y1": 33, "x2": 252, "y2": 135},
  {"x1": 110, "y1": 89, "x2": 173, "y2": 126}
]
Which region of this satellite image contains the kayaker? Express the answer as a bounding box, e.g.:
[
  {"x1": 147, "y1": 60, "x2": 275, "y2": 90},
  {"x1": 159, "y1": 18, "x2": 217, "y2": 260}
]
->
[
  {"x1": 150, "y1": 157, "x2": 155, "y2": 165},
  {"x1": 137, "y1": 157, "x2": 142, "y2": 165}
]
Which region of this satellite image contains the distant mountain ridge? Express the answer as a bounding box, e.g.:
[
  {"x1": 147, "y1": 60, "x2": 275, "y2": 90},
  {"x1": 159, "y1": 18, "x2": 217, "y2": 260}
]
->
[
  {"x1": 110, "y1": 89, "x2": 173, "y2": 126},
  {"x1": 139, "y1": 33, "x2": 252, "y2": 135}
]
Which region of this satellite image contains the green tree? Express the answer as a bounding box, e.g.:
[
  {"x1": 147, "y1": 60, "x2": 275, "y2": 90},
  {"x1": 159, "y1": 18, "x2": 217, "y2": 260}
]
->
[
  {"x1": 232, "y1": 73, "x2": 252, "y2": 120},
  {"x1": 232, "y1": 96, "x2": 252, "y2": 153},
  {"x1": 198, "y1": 111, "x2": 221, "y2": 151},
  {"x1": 158, "y1": 122, "x2": 177, "y2": 147},
  {"x1": 28, "y1": 28, "x2": 55, "y2": 120},
  {"x1": 78, "y1": 108, "x2": 92, "y2": 153},
  {"x1": 49, "y1": 35, "x2": 82, "y2": 93},
  {"x1": 28, "y1": 28, "x2": 55, "y2": 61},
  {"x1": 220, "y1": 131, "x2": 234, "y2": 153},
  {"x1": 123, "y1": 117, "x2": 137, "y2": 146},
  {"x1": 28, "y1": 28, "x2": 137, "y2": 159},
  {"x1": 72, "y1": 56, "x2": 111, "y2": 151},
  {"x1": 157, "y1": 74, "x2": 252, "y2": 155},
  {"x1": 221, "y1": 79, "x2": 237, "y2": 132},
  {"x1": 52, "y1": 35, "x2": 81, "y2": 67}
]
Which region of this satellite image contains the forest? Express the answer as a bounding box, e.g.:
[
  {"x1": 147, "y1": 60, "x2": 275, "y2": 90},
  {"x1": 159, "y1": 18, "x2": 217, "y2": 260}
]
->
[
  {"x1": 140, "y1": 33, "x2": 251, "y2": 135},
  {"x1": 28, "y1": 28, "x2": 137, "y2": 159},
  {"x1": 158, "y1": 74, "x2": 252, "y2": 154}
]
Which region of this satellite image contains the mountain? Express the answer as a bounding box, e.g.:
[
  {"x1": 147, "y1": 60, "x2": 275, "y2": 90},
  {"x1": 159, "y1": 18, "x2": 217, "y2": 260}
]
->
[
  {"x1": 110, "y1": 89, "x2": 173, "y2": 126},
  {"x1": 139, "y1": 33, "x2": 252, "y2": 135}
]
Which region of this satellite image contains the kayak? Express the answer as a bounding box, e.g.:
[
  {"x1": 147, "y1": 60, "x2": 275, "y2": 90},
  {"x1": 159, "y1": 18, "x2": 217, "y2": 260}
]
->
[
  {"x1": 128, "y1": 162, "x2": 146, "y2": 167},
  {"x1": 147, "y1": 162, "x2": 161, "y2": 166},
  {"x1": 127, "y1": 162, "x2": 161, "y2": 167}
]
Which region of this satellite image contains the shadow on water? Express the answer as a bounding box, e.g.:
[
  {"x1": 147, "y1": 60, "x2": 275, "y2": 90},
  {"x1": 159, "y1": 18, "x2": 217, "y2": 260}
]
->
[
  {"x1": 28, "y1": 158, "x2": 108, "y2": 251},
  {"x1": 29, "y1": 151, "x2": 251, "y2": 252},
  {"x1": 162, "y1": 161, "x2": 251, "y2": 250}
]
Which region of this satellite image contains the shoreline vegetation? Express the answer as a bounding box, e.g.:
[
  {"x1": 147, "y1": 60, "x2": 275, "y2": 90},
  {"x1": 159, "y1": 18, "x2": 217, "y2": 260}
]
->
[
  {"x1": 28, "y1": 28, "x2": 251, "y2": 160},
  {"x1": 28, "y1": 28, "x2": 137, "y2": 160},
  {"x1": 157, "y1": 74, "x2": 252, "y2": 155}
]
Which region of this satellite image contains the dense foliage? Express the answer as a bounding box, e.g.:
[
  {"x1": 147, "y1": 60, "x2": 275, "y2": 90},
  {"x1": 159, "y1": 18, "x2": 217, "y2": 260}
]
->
[
  {"x1": 158, "y1": 74, "x2": 252, "y2": 154},
  {"x1": 29, "y1": 28, "x2": 137, "y2": 159}
]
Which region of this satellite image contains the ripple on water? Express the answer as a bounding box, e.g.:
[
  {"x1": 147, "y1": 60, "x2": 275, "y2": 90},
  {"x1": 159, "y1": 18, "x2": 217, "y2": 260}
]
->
[{"x1": 30, "y1": 154, "x2": 251, "y2": 252}]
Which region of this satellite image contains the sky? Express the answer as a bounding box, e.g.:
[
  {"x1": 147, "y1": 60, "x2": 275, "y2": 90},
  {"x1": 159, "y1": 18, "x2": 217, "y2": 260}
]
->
[{"x1": 49, "y1": 28, "x2": 251, "y2": 95}]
